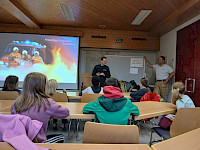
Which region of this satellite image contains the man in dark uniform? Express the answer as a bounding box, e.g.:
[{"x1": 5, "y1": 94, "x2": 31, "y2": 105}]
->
[{"x1": 92, "y1": 57, "x2": 111, "y2": 87}]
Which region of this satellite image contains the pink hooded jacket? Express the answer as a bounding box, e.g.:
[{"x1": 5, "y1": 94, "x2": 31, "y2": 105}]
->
[{"x1": 0, "y1": 114, "x2": 49, "y2": 150}]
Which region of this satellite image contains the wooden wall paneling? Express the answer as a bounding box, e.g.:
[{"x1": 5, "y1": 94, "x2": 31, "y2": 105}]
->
[
  {"x1": 0, "y1": 0, "x2": 195, "y2": 34},
  {"x1": 0, "y1": 6, "x2": 22, "y2": 24},
  {"x1": 0, "y1": 27, "x2": 83, "y2": 37},
  {"x1": 0, "y1": 0, "x2": 40, "y2": 28},
  {"x1": 0, "y1": 26, "x2": 159, "y2": 50},
  {"x1": 80, "y1": 28, "x2": 159, "y2": 50},
  {"x1": 80, "y1": 73, "x2": 93, "y2": 89},
  {"x1": 151, "y1": 0, "x2": 200, "y2": 35}
]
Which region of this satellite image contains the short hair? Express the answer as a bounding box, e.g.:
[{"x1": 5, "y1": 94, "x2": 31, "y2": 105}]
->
[
  {"x1": 2, "y1": 75, "x2": 19, "y2": 91},
  {"x1": 92, "y1": 76, "x2": 101, "y2": 86},
  {"x1": 160, "y1": 56, "x2": 165, "y2": 61},
  {"x1": 140, "y1": 78, "x2": 149, "y2": 88},
  {"x1": 101, "y1": 57, "x2": 107, "y2": 61},
  {"x1": 141, "y1": 78, "x2": 151, "y2": 93},
  {"x1": 105, "y1": 77, "x2": 120, "y2": 87}
]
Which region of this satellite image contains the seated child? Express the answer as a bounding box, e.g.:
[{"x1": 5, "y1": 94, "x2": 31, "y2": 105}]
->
[
  {"x1": 11, "y1": 72, "x2": 69, "y2": 143},
  {"x1": 46, "y1": 79, "x2": 68, "y2": 130},
  {"x1": 83, "y1": 77, "x2": 139, "y2": 125},
  {"x1": 171, "y1": 82, "x2": 195, "y2": 109},
  {"x1": 2, "y1": 75, "x2": 21, "y2": 94},
  {"x1": 82, "y1": 76, "x2": 104, "y2": 94},
  {"x1": 130, "y1": 78, "x2": 150, "y2": 102}
]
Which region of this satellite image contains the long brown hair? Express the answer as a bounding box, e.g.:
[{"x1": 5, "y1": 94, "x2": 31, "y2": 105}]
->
[
  {"x1": 171, "y1": 82, "x2": 185, "y2": 104},
  {"x1": 141, "y1": 78, "x2": 151, "y2": 93},
  {"x1": 46, "y1": 79, "x2": 58, "y2": 96},
  {"x1": 2, "y1": 75, "x2": 19, "y2": 91},
  {"x1": 14, "y1": 72, "x2": 50, "y2": 113}
]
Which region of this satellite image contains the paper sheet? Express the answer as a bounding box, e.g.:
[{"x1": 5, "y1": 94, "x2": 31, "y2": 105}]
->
[
  {"x1": 130, "y1": 58, "x2": 143, "y2": 67},
  {"x1": 130, "y1": 67, "x2": 138, "y2": 74}
]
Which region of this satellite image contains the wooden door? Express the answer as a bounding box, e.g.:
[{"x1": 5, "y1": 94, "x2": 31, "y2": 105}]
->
[{"x1": 176, "y1": 20, "x2": 200, "y2": 106}]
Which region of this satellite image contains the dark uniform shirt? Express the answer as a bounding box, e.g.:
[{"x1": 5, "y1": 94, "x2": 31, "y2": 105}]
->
[{"x1": 92, "y1": 64, "x2": 111, "y2": 87}]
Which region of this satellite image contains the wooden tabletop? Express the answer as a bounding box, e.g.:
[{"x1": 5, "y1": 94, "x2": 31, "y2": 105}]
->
[
  {"x1": 151, "y1": 128, "x2": 200, "y2": 150},
  {"x1": 122, "y1": 92, "x2": 132, "y2": 99},
  {"x1": 67, "y1": 92, "x2": 132, "y2": 100},
  {"x1": 0, "y1": 100, "x2": 176, "y2": 120},
  {"x1": 0, "y1": 143, "x2": 151, "y2": 150},
  {"x1": 67, "y1": 92, "x2": 81, "y2": 99}
]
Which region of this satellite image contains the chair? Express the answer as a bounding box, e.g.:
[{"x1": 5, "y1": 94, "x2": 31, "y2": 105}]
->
[
  {"x1": 80, "y1": 73, "x2": 93, "y2": 90},
  {"x1": 50, "y1": 92, "x2": 68, "y2": 102},
  {"x1": 46, "y1": 134, "x2": 66, "y2": 143},
  {"x1": 140, "y1": 92, "x2": 160, "y2": 121},
  {"x1": 80, "y1": 93, "x2": 102, "y2": 103},
  {"x1": 149, "y1": 107, "x2": 200, "y2": 145},
  {"x1": 0, "y1": 91, "x2": 19, "y2": 100},
  {"x1": 83, "y1": 122, "x2": 139, "y2": 144},
  {"x1": 118, "y1": 80, "x2": 127, "y2": 92},
  {"x1": 49, "y1": 92, "x2": 68, "y2": 136},
  {"x1": 74, "y1": 93, "x2": 102, "y2": 139}
]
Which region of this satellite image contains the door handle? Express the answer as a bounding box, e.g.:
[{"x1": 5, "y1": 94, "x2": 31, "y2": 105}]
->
[{"x1": 185, "y1": 78, "x2": 195, "y2": 93}]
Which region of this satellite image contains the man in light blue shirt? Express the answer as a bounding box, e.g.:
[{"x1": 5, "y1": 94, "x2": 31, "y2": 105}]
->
[{"x1": 144, "y1": 56, "x2": 175, "y2": 101}]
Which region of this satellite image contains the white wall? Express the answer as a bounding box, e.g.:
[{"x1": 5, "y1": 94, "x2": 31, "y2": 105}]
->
[
  {"x1": 160, "y1": 14, "x2": 200, "y2": 102},
  {"x1": 79, "y1": 48, "x2": 158, "y2": 86}
]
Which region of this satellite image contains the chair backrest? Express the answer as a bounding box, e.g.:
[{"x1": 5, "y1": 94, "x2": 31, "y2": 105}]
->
[
  {"x1": 118, "y1": 81, "x2": 127, "y2": 92},
  {"x1": 80, "y1": 73, "x2": 93, "y2": 89},
  {"x1": 81, "y1": 93, "x2": 102, "y2": 103},
  {"x1": 170, "y1": 107, "x2": 200, "y2": 137},
  {"x1": 50, "y1": 92, "x2": 68, "y2": 102},
  {"x1": 83, "y1": 122, "x2": 139, "y2": 144},
  {"x1": 0, "y1": 91, "x2": 19, "y2": 100}
]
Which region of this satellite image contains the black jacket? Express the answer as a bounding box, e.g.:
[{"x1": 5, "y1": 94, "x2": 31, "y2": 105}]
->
[
  {"x1": 130, "y1": 88, "x2": 148, "y2": 102},
  {"x1": 92, "y1": 64, "x2": 111, "y2": 86}
]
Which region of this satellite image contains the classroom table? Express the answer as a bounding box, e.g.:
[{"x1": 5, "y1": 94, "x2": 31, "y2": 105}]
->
[
  {"x1": 0, "y1": 100, "x2": 177, "y2": 121},
  {"x1": 67, "y1": 92, "x2": 132, "y2": 100},
  {"x1": 151, "y1": 128, "x2": 200, "y2": 150},
  {"x1": 67, "y1": 92, "x2": 81, "y2": 99},
  {"x1": 0, "y1": 143, "x2": 152, "y2": 150}
]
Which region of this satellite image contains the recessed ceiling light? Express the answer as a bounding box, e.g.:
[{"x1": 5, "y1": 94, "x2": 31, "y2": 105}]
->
[
  {"x1": 131, "y1": 10, "x2": 152, "y2": 25},
  {"x1": 60, "y1": 4, "x2": 75, "y2": 21}
]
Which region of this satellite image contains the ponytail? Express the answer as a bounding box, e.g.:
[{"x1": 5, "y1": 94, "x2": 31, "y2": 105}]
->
[{"x1": 171, "y1": 82, "x2": 185, "y2": 104}]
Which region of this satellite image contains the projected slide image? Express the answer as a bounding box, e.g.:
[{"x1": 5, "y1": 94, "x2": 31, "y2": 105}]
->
[{"x1": 0, "y1": 33, "x2": 79, "y2": 84}]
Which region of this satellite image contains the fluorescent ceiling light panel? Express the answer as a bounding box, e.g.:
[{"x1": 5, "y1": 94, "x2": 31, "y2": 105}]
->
[
  {"x1": 131, "y1": 10, "x2": 152, "y2": 25},
  {"x1": 60, "y1": 4, "x2": 75, "y2": 21}
]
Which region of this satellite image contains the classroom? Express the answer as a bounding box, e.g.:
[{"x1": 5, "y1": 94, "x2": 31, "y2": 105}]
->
[{"x1": 0, "y1": 0, "x2": 200, "y2": 150}]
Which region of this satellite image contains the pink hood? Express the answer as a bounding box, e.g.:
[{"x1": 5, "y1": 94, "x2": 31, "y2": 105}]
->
[{"x1": 103, "y1": 86, "x2": 124, "y2": 99}]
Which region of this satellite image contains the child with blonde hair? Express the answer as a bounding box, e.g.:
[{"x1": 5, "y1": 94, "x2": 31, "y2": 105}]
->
[
  {"x1": 46, "y1": 79, "x2": 68, "y2": 130},
  {"x1": 172, "y1": 82, "x2": 195, "y2": 109}
]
